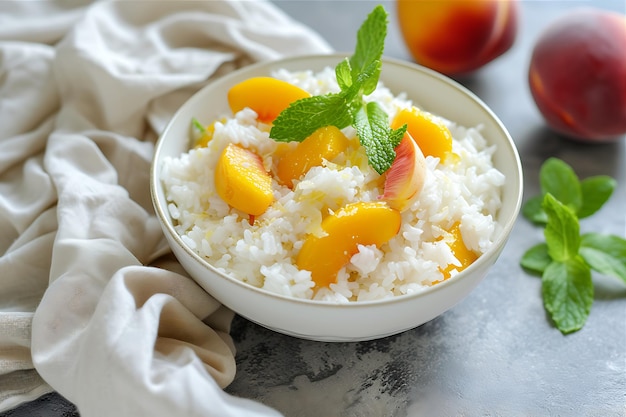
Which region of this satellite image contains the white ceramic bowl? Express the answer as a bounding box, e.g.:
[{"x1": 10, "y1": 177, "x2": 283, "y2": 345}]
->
[{"x1": 150, "y1": 54, "x2": 523, "y2": 342}]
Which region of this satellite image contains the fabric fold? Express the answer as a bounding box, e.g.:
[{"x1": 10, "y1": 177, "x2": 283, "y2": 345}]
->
[{"x1": 0, "y1": 0, "x2": 331, "y2": 415}]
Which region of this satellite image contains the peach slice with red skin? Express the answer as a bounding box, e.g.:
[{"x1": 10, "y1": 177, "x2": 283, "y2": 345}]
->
[
  {"x1": 379, "y1": 131, "x2": 427, "y2": 213},
  {"x1": 276, "y1": 125, "x2": 350, "y2": 187},
  {"x1": 214, "y1": 143, "x2": 274, "y2": 217},
  {"x1": 227, "y1": 77, "x2": 310, "y2": 124},
  {"x1": 296, "y1": 201, "x2": 401, "y2": 289}
]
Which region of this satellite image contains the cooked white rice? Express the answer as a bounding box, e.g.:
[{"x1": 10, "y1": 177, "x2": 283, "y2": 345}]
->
[{"x1": 160, "y1": 67, "x2": 505, "y2": 303}]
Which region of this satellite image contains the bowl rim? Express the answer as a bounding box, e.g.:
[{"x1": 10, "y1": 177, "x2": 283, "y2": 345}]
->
[{"x1": 150, "y1": 52, "x2": 524, "y2": 308}]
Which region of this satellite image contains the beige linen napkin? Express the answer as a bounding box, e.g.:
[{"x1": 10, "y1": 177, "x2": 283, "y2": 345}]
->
[{"x1": 0, "y1": 0, "x2": 331, "y2": 415}]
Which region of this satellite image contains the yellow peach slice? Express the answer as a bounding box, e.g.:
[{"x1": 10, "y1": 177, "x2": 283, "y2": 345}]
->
[
  {"x1": 380, "y1": 132, "x2": 427, "y2": 212},
  {"x1": 214, "y1": 143, "x2": 274, "y2": 216},
  {"x1": 227, "y1": 77, "x2": 310, "y2": 124},
  {"x1": 276, "y1": 125, "x2": 350, "y2": 187},
  {"x1": 296, "y1": 201, "x2": 401, "y2": 288},
  {"x1": 391, "y1": 107, "x2": 453, "y2": 160},
  {"x1": 440, "y1": 222, "x2": 478, "y2": 280}
]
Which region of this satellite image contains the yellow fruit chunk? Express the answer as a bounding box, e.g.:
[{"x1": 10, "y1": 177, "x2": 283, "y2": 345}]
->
[
  {"x1": 380, "y1": 132, "x2": 427, "y2": 212},
  {"x1": 440, "y1": 222, "x2": 478, "y2": 280},
  {"x1": 214, "y1": 143, "x2": 274, "y2": 216},
  {"x1": 227, "y1": 77, "x2": 310, "y2": 124},
  {"x1": 276, "y1": 125, "x2": 350, "y2": 187},
  {"x1": 391, "y1": 107, "x2": 453, "y2": 160},
  {"x1": 296, "y1": 202, "x2": 402, "y2": 288}
]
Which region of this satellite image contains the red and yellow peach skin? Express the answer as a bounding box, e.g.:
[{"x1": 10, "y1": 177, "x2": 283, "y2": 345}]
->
[
  {"x1": 396, "y1": 0, "x2": 518, "y2": 76},
  {"x1": 528, "y1": 8, "x2": 626, "y2": 141}
]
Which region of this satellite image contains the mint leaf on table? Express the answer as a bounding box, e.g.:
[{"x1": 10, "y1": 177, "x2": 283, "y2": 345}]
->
[
  {"x1": 542, "y1": 256, "x2": 593, "y2": 334},
  {"x1": 520, "y1": 157, "x2": 624, "y2": 334},
  {"x1": 580, "y1": 233, "x2": 626, "y2": 283},
  {"x1": 269, "y1": 5, "x2": 402, "y2": 174},
  {"x1": 540, "y1": 193, "x2": 593, "y2": 333},
  {"x1": 578, "y1": 176, "x2": 616, "y2": 219},
  {"x1": 522, "y1": 195, "x2": 548, "y2": 224},
  {"x1": 523, "y1": 158, "x2": 616, "y2": 224},
  {"x1": 520, "y1": 243, "x2": 551, "y2": 275},
  {"x1": 540, "y1": 157, "x2": 582, "y2": 213},
  {"x1": 542, "y1": 193, "x2": 580, "y2": 262}
]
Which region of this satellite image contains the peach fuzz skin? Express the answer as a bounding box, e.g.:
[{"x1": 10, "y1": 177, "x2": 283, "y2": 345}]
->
[
  {"x1": 380, "y1": 132, "x2": 426, "y2": 213},
  {"x1": 528, "y1": 8, "x2": 626, "y2": 141},
  {"x1": 396, "y1": 0, "x2": 518, "y2": 77}
]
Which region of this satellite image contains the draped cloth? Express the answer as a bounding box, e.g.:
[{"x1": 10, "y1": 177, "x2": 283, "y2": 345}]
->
[{"x1": 0, "y1": 1, "x2": 331, "y2": 414}]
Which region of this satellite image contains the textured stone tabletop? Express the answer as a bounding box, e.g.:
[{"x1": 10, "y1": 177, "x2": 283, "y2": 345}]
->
[{"x1": 3, "y1": 1, "x2": 625, "y2": 416}]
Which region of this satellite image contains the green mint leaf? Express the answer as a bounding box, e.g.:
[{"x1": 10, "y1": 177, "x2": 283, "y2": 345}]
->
[
  {"x1": 540, "y1": 158, "x2": 582, "y2": 213},
  {"x1": 356, "y1": 59, "x2": 382, "y2": 96},
  {"x1": 522, "y1": 195, "x2": 548, "y2": 224},
  {"x1": 543, "y1": 193, "x2": 581, "y2": 262},
  {"x1": 350, "y1": 5, "x2": 386, "y2": 88},
  {"x1": 353, "y1": 101, "x2": 401, "y2": 174},
  {"x1": 578, "y1": 175, "x2": 616, "y2": 218},
  {"x1": 521, "y1": 157, "x2": 622, "y2": 335},
  {"x1": 542, "y1": 257, "x2": 593, "y2": 334},
  {"x1": 580, "y1": 233, "x2": 626, "y2": 283},
  {"x1": 269, "y1": 93, "x2": 353, "y2": 143},
  {"x1": 335, "y1": 58, "x2": 353, "y2": 91},
  {"x1": 520, "y1": 243, "x2": 551, "y2": 275},
  {"x1": 389, "y1": 124, "x2": 406, "y2": 149}
]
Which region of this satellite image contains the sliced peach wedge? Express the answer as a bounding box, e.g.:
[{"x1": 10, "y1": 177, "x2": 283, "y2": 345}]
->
[
  {"x1": 296, "y1": 201, "x2": 401, "y2": 289},
  {"x1": 379, "y1": 132, "x2": 427, "y2": 212},
  {"x1": 391, "y1": 107, "x2": 453, "y2": 160},
  {"x1": 214, "y1": 143, "x2": 274, "y2": 218},
  {"x1": 276, "y1": 125, "x2": 350, "y2": 187},
  {"x1": 227, "y1": 77, "x2": 310, "y2": 124}
]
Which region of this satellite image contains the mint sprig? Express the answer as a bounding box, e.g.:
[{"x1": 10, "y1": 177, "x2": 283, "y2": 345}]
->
[
  {"x1": 269, "y1": 5, "x2": 406, "y2": 175},
  {"x1": 522, "y1": 157, "x2": 616, "y2": 224},
  {"x1": 580, "y1": 233, "x2": 626, "y2": 282},
  {"x1": 520, "y1": 157, "x2": 625, "y2": 334}
]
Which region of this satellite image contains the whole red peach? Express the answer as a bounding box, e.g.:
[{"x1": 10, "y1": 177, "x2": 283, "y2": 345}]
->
[
  {"x1": 528, "y1": 8, "x2": 626, "y2": 141},
  {"x1": 396, "y1": 0, "x2": 518, "y2": 77}
]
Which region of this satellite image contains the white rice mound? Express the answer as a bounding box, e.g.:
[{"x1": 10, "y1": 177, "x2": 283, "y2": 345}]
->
[{"x1": 160, "y1": 67, "x2": 505, "y2": 303}]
